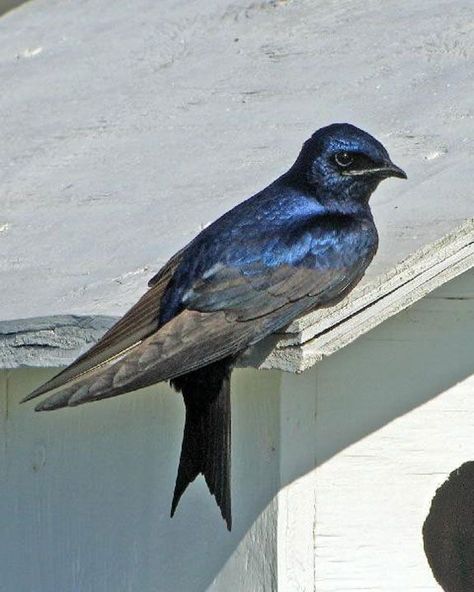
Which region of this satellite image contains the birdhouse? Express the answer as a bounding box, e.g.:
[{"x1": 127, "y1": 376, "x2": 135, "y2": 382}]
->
[{"x1": 1, "y1": 1, "x2": 473, "y2": 590}]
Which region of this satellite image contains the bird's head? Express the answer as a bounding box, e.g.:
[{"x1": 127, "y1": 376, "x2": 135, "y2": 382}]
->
[{"x1": 289, "y1": 123, "x2": 406, "y2": 205}]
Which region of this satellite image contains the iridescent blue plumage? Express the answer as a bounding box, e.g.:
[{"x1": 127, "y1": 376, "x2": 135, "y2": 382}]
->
[
  {"x1": 25, "y1": 123, "x2": 406, "y2": 530},
  {"x1": 158, "y1": 123, "x2": 400, "y2": 325}
]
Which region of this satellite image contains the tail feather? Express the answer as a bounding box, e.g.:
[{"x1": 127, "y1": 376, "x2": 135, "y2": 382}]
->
[{"x1": 170, "y1": 359, "x2": 233, "y2": 530}]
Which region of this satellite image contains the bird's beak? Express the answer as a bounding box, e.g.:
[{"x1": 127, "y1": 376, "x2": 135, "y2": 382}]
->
[
  {"x1": 344, "y1": 160, "x2": 407, "y2": 180},
  {"x1": 378, "y1": 160, "x2": 407, "y2": 179}
]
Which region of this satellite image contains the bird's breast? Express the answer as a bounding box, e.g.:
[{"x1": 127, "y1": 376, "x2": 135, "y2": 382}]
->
[{"x1": 297, "y1": 216, "x2": 378, "y2": 302}]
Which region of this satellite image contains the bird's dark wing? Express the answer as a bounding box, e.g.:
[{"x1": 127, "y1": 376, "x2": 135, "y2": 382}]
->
[
  {"x1": 24, "y1": 251, "x2": 183, "y2": 401},
  {"x1": 182, "y1": 262, "x2": 355, "y2": 321},
  {"x1": 29, "y1": 257, "x2": 364, "y2": 411}
]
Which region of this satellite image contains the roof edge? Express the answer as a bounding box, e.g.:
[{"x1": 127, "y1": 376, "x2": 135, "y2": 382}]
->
[{"x1": 0, "y1": 315, "x2": 115, "y2": 369}]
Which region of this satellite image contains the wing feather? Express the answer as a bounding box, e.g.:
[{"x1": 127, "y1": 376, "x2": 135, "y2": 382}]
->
[
  {"x1": 34, "y1": 296, "x2": 315, "y2": 411},
  {"x1": 184, "y1": 264, "x2": 349, "y2": 321}
]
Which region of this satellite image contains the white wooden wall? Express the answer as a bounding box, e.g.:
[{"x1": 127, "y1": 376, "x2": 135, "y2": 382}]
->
[{"x1": 1, "y1": 270, "x2": 472, "y2": 591}]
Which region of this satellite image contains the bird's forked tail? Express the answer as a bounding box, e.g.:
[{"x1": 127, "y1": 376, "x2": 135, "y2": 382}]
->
[{"x1": 170, "y1": 359, "x2": 233, "y2": 530}]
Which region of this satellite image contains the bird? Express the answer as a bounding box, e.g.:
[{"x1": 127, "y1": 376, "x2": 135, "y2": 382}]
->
[{"x1": 23, "y1": 123, "x2": 406, "y2": 530}]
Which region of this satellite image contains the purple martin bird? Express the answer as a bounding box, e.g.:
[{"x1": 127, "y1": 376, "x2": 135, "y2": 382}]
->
[{"x1": 23, "y1": 123, "x2": 406, "y2": 530}]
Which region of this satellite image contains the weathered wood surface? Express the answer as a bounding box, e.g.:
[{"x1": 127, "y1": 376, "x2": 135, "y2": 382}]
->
[{"x1": 0, "y1": 0, "x2": 473, "y2": 369}]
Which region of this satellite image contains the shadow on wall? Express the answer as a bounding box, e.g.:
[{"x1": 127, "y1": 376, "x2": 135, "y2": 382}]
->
[{"x1": 1, "y1": 271, "x2": 473, "y2": 591}]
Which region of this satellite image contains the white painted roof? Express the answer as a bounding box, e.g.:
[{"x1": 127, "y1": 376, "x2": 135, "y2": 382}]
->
[{"x1": 1, "y1": 0, "x2": 473, "y2": 370}]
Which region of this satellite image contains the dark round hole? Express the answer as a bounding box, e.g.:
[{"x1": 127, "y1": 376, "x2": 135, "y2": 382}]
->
[{"x1": 423, "y1": 462, "x2": 474, "y2": 591}]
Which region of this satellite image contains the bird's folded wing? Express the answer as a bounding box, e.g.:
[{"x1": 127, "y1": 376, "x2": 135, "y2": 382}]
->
[
  {"x1": 24, "y1": 252, "x2": 182, "y2": 400},
  {"x1": 27, "y1": 261, "x2": 355, "y2": 411},
  {"x1": 184, "y1": 262, "x2": 348, "y2": 320},
  {"x1": 33, "y1": 297, "x2": 312, "y2": 411}
]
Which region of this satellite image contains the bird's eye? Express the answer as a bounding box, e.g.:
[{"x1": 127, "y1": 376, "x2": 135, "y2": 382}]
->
[{"x1": 334, "y1": 152, "x2": 354, "y2": 168}]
